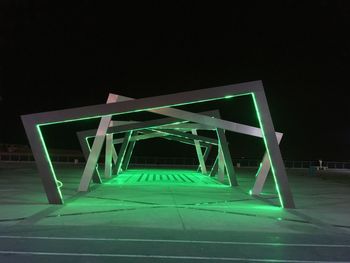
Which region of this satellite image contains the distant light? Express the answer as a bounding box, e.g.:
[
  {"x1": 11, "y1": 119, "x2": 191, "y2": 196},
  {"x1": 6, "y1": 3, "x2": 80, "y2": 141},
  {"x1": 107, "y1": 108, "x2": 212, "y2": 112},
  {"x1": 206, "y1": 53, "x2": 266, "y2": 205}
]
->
[
  {"x1": 249, "y1": 190, "x2": 252, "y2": 195},
  {"x1": 224, "y1": 95, "x2": 234, "y2": 99}
]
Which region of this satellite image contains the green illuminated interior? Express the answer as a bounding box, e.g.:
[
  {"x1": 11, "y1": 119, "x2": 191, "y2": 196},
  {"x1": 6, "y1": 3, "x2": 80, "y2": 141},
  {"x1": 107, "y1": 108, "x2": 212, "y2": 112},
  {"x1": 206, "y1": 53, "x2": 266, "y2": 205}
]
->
[
  {"x1": 106, "y1": 169, "x2": 228, "y2": 187},
  {"x1": 251, "y1": 93, "x2": 284, "y2": 208}
]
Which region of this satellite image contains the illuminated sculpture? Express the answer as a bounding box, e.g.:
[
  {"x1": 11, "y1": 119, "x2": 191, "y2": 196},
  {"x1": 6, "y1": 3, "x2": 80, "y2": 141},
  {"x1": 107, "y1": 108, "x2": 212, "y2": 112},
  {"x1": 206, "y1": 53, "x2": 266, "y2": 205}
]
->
[
  {"x1": 77, "y1": 109, "x2": 282, "y2": 195},
  {"x1": 21, "y1": 81, "x2": 295, "y2": 208}
]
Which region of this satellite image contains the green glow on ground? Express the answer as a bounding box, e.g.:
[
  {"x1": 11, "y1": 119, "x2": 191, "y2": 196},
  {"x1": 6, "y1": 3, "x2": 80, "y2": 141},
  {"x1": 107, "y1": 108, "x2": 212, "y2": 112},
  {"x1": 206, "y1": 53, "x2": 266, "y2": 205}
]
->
[
  {"x1": 251, "y1": 93, "x2": 284, "y2": 208},
  {"x1": 105, "y1": 169, "x2": 228, "y2": 188}
]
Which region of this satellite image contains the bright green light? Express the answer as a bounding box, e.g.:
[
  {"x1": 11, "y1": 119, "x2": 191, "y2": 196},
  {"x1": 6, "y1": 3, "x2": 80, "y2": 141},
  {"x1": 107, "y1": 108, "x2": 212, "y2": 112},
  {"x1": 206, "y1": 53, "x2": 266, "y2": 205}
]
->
[
  {"x1": 56, "y1": 180, "x2": 63, "y2": 188},
  {"x1": 249, "y1": 189, "x2": 252, "y2": 195},
  {"x1": 39, "y1": 115, "x2": 104, "y2": 126},
  {"x1": 37, "y1": 93, "x2": 253, "y2": 127},
  {"x1": 37, "y1": 125, "x2": 63, "y2": 200},
  {"x1": 106, "y1": 169, "x2": 229, "y2": 188},
  {"x1": 251, "y1": 93, "x2": 284, "y2": 208}
]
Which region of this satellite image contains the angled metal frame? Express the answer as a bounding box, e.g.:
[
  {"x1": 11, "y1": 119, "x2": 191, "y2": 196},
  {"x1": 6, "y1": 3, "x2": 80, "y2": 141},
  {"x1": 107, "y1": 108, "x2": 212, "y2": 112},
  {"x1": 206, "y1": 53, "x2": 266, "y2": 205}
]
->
[
  {"x1": 251, "y1": 133, "x2": 283, "y2": 195},
  {"x1": 80, "y1": 94, "x2": 119, "y2": 188},
  {"x1": 209, "y1": 156, "x2": 219, "y2": 177},
  {"x1": 216, "y1": 128, "x2": 237, "y2": 186},
  {"x1": 112, "y1": 129, "x2": 212, "y2": 172},
  {"x1": 121, "y1": 138, "x2": 137, "y2": 171},
  {"x1": 21, "y1": 81, "x2": 294, "y2": 208},
  {"x1": 78, "y1": 131, "x2": 102, "y2": 183},
  {"x1": 111, "y1": 131, "x2": 132, "y2": 177},
  {"x1": 80, "y1": 118, "x2": 282, "y2": 195},
  {"x1": 197, "y1": 145, "x2": 212, "y2": 173},
  {"x1": 78, "y1": 124, "x2": 214, "y2": 176},
  {"x1": 192, "y1": 129, "x2": 207, "y2": 174},
  {"x1": 104, "y1": 133, "x2": 114, "y2": 178},
  {"x1": 76, "y1": 112, "x2": 217, "y2": 181},
  {"x1": 77, "y1": 126, "x2": 213, "y2": 172},
  {"x1": 77, "y1": 109, "x2": 220, "y2": 184},
  {"x1": 77, "y1": 109, "x2": 234, "y2": 184}
]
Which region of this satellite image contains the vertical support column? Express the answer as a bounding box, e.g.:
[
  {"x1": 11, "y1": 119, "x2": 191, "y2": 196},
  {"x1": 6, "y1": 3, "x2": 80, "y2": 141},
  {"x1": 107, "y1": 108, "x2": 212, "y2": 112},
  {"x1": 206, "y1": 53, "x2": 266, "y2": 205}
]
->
[
  {"x1": 78, "y1": 94, "x2": 118, "y2": 192},
  {"x1": 113, "y1": 131, "x2": 132, "y2": 176},
  {"x1": 104, "y1": 133, "x2": 113, "y2": 178},
  {"x1": 252, "y1": 91, "x2": 295, "y2": 208},
  {"x1": 252, "y1": 133, "x2": 283, "y2": 195},
  {"x1": 216, "y1": 128, "x2": 238, "y2": 186},
  {"x1": 192, "y1": 129, "x2": 207, "y2": 174},
  {"x1": 21, "y1": 121, "x2": 63, "y2": 204},
  {"x1": 122, "y1": 139, "x2": 136, "y2": 171}
]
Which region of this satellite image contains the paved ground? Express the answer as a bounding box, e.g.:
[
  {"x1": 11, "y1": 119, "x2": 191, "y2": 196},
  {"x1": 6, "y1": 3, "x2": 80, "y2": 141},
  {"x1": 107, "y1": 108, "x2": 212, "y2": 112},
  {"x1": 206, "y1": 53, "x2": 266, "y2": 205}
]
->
[{"x1": 0, "y1": 163, "x2": 350, "y2": 262}]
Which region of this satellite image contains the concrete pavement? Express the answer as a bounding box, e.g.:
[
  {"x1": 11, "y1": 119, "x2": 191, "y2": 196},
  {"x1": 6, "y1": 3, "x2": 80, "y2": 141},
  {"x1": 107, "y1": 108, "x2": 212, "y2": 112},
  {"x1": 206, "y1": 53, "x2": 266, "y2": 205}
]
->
[{"x1": 0, "y1": 163, "x2": 349, "y2": 262}]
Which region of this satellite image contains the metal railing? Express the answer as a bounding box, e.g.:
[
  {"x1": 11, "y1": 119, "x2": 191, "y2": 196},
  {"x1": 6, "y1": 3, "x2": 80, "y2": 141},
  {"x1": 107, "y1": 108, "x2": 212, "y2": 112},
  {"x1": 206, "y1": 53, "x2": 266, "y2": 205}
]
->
[
  {"x1": 0, "y1": 152, "x2": 349, "y2": 169},
  {"x1": 0, "y1": 152, "x2": 84, "y2": 164}
]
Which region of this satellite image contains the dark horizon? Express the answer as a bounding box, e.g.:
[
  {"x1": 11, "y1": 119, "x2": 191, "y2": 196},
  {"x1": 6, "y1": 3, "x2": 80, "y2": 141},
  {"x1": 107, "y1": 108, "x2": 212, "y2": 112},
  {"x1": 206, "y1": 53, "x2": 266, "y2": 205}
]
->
[{"x1": 1, "y1": 1, "x2": 349, "y2": 161}]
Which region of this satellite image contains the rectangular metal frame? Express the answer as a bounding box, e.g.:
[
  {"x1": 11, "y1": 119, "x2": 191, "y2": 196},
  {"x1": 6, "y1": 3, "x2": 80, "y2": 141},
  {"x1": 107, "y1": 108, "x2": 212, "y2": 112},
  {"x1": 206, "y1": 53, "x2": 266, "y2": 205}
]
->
[{"x1": 21, "y1": 81, "x2": 295, "y2": 208}]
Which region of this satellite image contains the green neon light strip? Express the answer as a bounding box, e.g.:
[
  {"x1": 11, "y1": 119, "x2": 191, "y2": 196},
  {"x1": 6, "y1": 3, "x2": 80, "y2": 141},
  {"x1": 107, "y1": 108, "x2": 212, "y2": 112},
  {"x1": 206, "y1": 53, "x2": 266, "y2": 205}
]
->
[
  {"x1": 255, "y1": 162, "x2": 263, "y2": 177},
  {"x1": 251, "y1": 93, "x2": 284, "y2": 208},
  {"x1": 36, "y1": 125, "x2": 63, "y2": 199},
  {"x1": 37, "y1": 93, "x2": 252, "y2": 126}
]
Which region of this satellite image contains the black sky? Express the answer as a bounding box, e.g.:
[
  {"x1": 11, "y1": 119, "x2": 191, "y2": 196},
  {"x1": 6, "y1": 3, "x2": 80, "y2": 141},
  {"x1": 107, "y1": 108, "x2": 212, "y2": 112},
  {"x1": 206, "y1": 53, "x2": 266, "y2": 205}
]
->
[{"x1": 0, "y1": 1, "x2": 349, "y2": 160}]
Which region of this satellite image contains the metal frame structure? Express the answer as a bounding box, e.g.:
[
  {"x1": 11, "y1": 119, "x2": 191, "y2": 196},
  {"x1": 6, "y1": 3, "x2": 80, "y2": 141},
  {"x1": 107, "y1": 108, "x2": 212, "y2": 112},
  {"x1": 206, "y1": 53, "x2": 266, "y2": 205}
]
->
[
  {"x1": 78, "y1": 123, "x2": 214, "y2": 177},
  {"x1": 77, "y1": 107, "x2": 283, "y2": 195},
  {"x1": 77, "y1": 110, "x2": 219, "y2": 179},
  {"x1": 21, "y1": 81, "x2": 295, "y2": 208}
]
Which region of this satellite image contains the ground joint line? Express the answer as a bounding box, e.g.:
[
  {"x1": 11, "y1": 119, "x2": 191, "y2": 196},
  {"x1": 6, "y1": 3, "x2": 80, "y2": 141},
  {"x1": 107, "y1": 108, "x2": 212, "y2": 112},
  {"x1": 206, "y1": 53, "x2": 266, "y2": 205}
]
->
[
  {"x1": 0, "y1": 250, "x2": 348, "y2": 263},
  {"x1": 0, "y1": 235, "x2": 349, "y2": 248}
]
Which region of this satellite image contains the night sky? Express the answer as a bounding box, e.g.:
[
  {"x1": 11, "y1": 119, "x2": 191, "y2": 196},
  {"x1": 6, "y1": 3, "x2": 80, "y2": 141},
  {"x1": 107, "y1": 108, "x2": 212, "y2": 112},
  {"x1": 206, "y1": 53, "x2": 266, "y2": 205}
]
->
[{"x1": 0, "y1": 1, "x2": 349, "y2": 161}]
